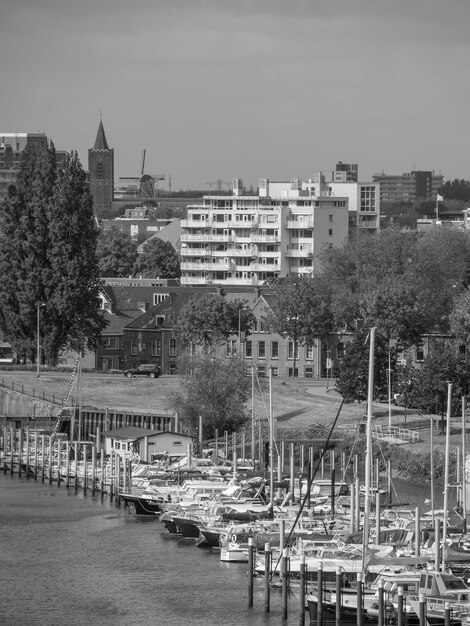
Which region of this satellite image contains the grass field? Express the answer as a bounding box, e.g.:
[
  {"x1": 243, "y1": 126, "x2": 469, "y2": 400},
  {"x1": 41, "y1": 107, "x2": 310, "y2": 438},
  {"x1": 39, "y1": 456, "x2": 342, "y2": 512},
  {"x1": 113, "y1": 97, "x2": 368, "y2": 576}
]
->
[{"x1": 0, "y1": 370, "x2": 416, "y2": 432}]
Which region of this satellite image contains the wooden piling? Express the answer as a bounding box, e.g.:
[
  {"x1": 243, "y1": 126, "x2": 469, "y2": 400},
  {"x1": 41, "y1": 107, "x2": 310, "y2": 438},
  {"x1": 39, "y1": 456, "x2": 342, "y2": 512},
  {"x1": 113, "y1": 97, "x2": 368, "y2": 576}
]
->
[
  {"x1": 378, "y1": 579, "x2": 384, "y2": 626},
  {"x1": 65, "y1": 441, "x2": 70, "y2": 488},
  {"x1": 335, "y1": 566, "x2": 342, "y2": 626},
  {"x1": 34, "y1": 434, "x2": 38, "y2": 481},
  {"x1": 91, "y1": 446, "x2": 96, "y2": 497},
  {"x1": 25, "y1": 427, "x2": 30, "y2": 478},
  {"x1": 299, "y1": 554, "x2": 306, "y2": 626},
  {"x1": 74, "y1": 442, "x2": 78, "y2": 491},
  {"x1": 10, "y1": 426, "x2": 14, "y2": 475},
  {"x1": 397, "y1": 586, "x2": 404, "y2": 626},
  {"x1": 357, "y1": 571, "x2": 363, "y2": 626},
  {"x1": 317, "y1": 560, "x2": 324, "y2": 626},
  {"x1": 444, "y1": 601, "x2": 451, "y2": 626},
  {"x1": 115, "y1": 455, "x2": 121, "y2": 506},
  {"x1": 281, "y1": 547, "x2": 289, "y2": 619},
  {"x1": 18, "y1": 428, "x2": 23, "y2": 478},
  {"x1": 415, "y1": 506, "x2": 420, "y2": 557},
  {"x1": 418, "y1": 593, "x2": 426, "y2": 626},
  {"x1": 57, "y1": 439, "x2": 61, "y2": 487},
  {"x1": 100, "y1": 449, "x2": 104, "y2": 497},
  {"x1": 41, "y1": 435, "x2": 45, "y2": 483},
  {"x1": 48, "y1": 436, "x2": 53, "y2": 484},
  {"x1": 83, "y1": 444, "x2": 87, "y2": 495},
  {"x1": 264, "y1": 543, "x2": 271, "y2": 613},
  {"x1": 248, "y1": 537, "x2": 254, "y2": 608}
]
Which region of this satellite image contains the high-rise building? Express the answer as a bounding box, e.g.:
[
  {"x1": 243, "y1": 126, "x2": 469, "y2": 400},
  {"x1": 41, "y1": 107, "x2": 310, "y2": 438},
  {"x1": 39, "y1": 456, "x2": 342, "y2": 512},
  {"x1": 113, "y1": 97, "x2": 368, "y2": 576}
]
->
[
  {"x1": 0, "y1": 132, "x2": 48, "y2": 202},
  {"x1": 88, "y1": 121, "x2": 114, "y2": 218},
  {"x1": 372, "y1": 170, "x2": 444, "y2": 203},
  {"x1": 180, "y1": 177, "x2": 351, "y2": 286}
]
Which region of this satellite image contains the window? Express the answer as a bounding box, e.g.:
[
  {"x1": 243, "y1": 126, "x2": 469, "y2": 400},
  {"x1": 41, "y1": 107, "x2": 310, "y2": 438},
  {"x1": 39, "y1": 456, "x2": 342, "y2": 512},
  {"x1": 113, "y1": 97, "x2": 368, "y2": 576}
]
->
[
  {"x1": 257, "y1": 365, "x2": 266, "y2": 377},
  {"x1": 131, "y1": 336, "x2": 138, "y2": 355},
  {"x1": 102, "y1": 337, "x2": 120, "y2": 350},
  {"x1": 245, "y1": 340, "x2": 252, "y2": 358},
  {"x1": 271, "y1": 366, "x2": 279, "y2": 377},
  {"x1": 288, "y1": 367, "x2": 298, "y2": 377},
  {"x1": 287, "y1": 341, "x2": 299, "y2": 360},
  {"x1": 226, "y1": 339, "x2": 237, "y2": 357},
  {"x1": 306, "y1": 345, "x2": 314, "y2": 360},
  {"x1": 169, "y1": 338, "x2": 177, "y2": 356},
  {"x1": 328, "y1": 229, "x2": 333, "y2": 236},
  {"x1": 156, "y1": 339, "x2": 162, "y2": 356},
  {"x1": 337, "y1": 342, "x2": 345, "y2": 359},
  {"x1": 329, "y1": 214, "x2": 333, "y2": 222},
  {"x1": 151, "y1": 338, "x2": 157, "y2": 356},
  {"x1": 416, "y1": 345, "x2": 424, "y2": 362},
  {"x1": 258, "y1": 341, "x2": 266, "y2": 359},
  {"x1": 305, "y1": 366, "x2": 313, "y2": 378},
  {"x1": 271, "y1": 341, "x2": 279, "y2": 359}
]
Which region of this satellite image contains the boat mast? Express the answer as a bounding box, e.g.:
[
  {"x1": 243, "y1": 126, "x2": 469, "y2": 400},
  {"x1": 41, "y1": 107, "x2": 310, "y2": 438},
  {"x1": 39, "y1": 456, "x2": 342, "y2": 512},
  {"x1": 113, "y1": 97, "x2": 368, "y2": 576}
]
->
[
  {"x1": 362, "y1": 327, "x2": 376, "y2": 565},
  {"x1": 442, "y1": 381, "x2": 452, "y2": 569},
  {"x1": 463, "y1": 396, "x2": 467, "y2": 532}
]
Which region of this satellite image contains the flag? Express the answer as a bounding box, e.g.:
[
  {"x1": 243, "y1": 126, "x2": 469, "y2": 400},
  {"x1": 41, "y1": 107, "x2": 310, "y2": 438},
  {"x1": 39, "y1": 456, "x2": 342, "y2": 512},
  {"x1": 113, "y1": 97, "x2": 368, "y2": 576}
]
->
[{"x1": 437, "y1": 194, "x2": 444, "y2": 202}]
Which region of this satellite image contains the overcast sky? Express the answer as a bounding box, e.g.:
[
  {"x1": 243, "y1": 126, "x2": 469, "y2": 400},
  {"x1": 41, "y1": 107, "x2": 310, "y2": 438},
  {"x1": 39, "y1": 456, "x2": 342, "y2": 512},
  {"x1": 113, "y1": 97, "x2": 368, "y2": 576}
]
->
[{"x1": 2, "y1": 0, "x2": 469, "y2": 190}]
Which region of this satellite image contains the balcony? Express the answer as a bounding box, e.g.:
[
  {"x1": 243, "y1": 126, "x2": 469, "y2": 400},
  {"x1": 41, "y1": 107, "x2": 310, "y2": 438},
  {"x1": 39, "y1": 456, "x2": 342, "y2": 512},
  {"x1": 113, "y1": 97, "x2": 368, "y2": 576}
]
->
[
  {"x1": 226, "y1": 246, "x2": 258, "y2": 257},
  {"x1": 180, "y1": 276, "x2": 212, "y2": 285},
  {"x1": 250, "y1": 234, "x2": 279, "y2": 243},
  {"x1": 180, "y1": 247, "x2": 212, "y2": 257},
  {"x1": 180, "y1": 233, "x2": 232, "y2": 242},
  {"x1": 181, "y1": 261, "x2": 234, "y2": 271},
  {"x1": 285, "y1": 245, "x2": 313, "y2": 257},
  {"x1": 249, "y1": 263, "x2": 279, "y2": 272},
  {"x1": 286, "y1": 217, "x2": 313, "y2": 229},
  {"x1": 180, "y1": 219, "x2": 212, "y2": 228}
]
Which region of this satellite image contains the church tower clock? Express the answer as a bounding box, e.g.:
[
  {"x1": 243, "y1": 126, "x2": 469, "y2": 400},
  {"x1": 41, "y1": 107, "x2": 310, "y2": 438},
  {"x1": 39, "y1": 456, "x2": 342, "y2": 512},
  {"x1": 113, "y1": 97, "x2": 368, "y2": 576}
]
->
[{"x1": 88, "y1": 120, "x2": 114, "y2": 218}]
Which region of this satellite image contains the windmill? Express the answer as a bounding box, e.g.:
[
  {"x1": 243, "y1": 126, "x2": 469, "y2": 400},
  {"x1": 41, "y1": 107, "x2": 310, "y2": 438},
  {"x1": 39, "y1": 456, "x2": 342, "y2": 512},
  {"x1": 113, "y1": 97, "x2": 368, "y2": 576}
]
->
[{"x1": 119, "y1": 149, "x2": 165, "y2": 199}]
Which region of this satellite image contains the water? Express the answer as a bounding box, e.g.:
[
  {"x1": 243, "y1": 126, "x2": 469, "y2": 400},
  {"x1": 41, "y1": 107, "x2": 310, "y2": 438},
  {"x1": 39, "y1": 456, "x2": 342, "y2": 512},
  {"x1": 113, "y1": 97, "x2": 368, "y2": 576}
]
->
[{"x1": 0, "y1": 473, "x2": 297, "y2": 626}]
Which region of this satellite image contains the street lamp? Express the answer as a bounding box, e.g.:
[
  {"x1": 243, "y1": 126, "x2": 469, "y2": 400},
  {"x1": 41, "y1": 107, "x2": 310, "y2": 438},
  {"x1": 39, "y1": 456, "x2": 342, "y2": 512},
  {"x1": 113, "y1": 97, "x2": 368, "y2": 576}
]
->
[
  {"x1": 36, "y1": 303, "x2": 45, "y2": 378},
  {"x1": 238, "y1": 307, "x2": 248, "y2": 358}
]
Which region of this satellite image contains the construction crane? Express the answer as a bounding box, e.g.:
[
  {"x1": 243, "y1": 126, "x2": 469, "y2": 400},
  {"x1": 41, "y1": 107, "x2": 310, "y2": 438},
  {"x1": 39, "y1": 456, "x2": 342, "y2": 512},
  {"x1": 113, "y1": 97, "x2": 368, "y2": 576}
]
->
[{"x1": 206, "y1": 179, "x2": 232, "y2": 193}]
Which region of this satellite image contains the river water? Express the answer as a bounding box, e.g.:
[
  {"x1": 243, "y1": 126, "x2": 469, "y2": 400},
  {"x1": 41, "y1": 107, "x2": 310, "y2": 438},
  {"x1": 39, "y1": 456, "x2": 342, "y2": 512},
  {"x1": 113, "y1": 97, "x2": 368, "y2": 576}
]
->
[{"x1": 0, "y1": 472, "x2": 299, "y2": 626}]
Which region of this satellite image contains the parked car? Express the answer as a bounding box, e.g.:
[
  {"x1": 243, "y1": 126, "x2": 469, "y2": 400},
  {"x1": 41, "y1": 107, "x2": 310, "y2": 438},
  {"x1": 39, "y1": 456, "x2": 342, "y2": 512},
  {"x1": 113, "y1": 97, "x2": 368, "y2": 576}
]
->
[{"x1": 124, "y1": 364, "x2": 161, "y2": 378}]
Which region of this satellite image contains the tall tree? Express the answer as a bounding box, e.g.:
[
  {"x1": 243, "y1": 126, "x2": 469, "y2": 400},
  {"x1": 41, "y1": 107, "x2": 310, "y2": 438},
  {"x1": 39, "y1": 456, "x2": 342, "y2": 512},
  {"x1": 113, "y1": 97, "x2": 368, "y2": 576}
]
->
[
  {"x1": 174, "y1": 294, "x2": 255, "y2": 350},
  {"x1": 167, "y1": 352, "x2": 251, "y2": 437},
  {"x1": 96, "y1": 227, "x2": 138, "y2": 277},
  {"x1": 0, "y1": 144, "x2": 106, "y2": 363},
  {"x1": 263, "y1": 276, "x2": 333, "y2": 374},
  {"x1": 134, "y1": 238, "x2": 181, "y2": 278}
]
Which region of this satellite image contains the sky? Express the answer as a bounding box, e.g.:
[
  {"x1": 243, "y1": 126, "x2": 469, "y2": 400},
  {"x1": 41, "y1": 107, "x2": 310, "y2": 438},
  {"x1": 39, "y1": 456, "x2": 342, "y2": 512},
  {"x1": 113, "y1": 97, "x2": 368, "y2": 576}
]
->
[{"x1": 1, "y1": 0, "x2": 469, "y2": 191}]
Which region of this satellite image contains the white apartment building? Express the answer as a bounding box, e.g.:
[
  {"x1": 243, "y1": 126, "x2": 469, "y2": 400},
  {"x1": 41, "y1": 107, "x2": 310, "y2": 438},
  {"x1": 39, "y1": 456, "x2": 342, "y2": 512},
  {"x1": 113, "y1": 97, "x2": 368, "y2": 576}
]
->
[{"x1": 180, "y1": 175, "x2": 379, "y2": 286}]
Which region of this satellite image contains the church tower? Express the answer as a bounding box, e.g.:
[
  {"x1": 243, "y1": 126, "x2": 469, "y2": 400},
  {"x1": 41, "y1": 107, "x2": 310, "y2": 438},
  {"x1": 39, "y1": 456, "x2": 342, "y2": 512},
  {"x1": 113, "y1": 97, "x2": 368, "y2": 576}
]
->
[{"x1": 88, "y1": 120, "x2": 114, "y2": 218}]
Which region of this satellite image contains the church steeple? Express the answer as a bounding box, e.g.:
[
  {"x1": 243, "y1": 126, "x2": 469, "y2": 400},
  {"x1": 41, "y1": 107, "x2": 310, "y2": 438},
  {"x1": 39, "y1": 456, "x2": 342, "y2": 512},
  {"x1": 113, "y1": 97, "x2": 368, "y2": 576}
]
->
[
  {"x1": 93, "y1": 120, "x2": 109, "y2": 150},
  {"x1": 89, "y1": 119, "x2": 114, "y2": 218}
]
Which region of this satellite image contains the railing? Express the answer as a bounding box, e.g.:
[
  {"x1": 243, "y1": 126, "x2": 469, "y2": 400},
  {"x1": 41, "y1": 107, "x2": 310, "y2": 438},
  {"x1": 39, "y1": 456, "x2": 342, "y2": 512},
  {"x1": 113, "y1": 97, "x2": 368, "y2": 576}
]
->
[
  {"x1": 372, "y1": 424, "x2": 420, "y2": 442},
  {"x1": 0, "y1": 377, "x2": 63, "y2": 406}
]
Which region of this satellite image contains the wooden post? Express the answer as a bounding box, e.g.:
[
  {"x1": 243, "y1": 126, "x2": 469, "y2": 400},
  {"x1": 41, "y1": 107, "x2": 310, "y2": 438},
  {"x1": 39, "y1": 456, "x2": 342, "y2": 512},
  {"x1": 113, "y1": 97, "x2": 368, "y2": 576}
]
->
[
  {"x1": 100, "y1": 449, "x2": 105, "y2": 497},
  {"x1": 264, "y1": 543, "x2": 271, "y2": 613},
  {"x1": 18, "y1": 428, "x2": 23, "y2": 478},
  {"x1": 375, "y1": 491, "x2": 381, "y2": 545},
  {"x1": 109, "y1": 452, "x2": 114, "y2": 502},
  {"x1": 378, "y1": 579, "x2": 384, "y2": 626},
  {"x1": 335, "y1": 566, "x2": 342, "y2": 626},
  {"x1": 435, "y1": 518, "x2": 441, "y2": 571},
  {"x1": 281, "y1": 440, "x2": 285, "y2": 473},
  {"x1": 415, "y1": 505, "x2": 421, "y2": 557},
  {"x1": 350, "y1": 482, "x2": 356, "y2": 533},
  {"x1": 241, "y1": 432, "x2": 246, "y2": 463},
  {"x1": 48, "y1": 436, "x2": 53, "y2": 485},
  {"x1": 34, "y1": 434, "x2": 38, "y2": 481},
  {"x1": 91, "y1": 446, "x2": 96, "y2": 497},
  {"x1": 299, "y1": 554, "x2": 306, "y2": 626},
  {"x1": 357, "y1": 571, "x2": 363, "y2": 626},
  {"x1": 2, "y1": 427, "x2": 7, "y2": 473},
  {"x1": 41, "y1": 435, "x2": 45, "y2": 483},
  {"x1": 65, "y1": 441, "x2": 70, "y2": 488},
  {"x1": 248, "y1": 537, "x2": 254, "y2": 608},
  {"x1": 83, "y1": 444, "x2": 87, "y2": 495},
  {"x1": 317, "y1": 560, "x2": 324, "y2": 626},
  {"x1": 115, "y1": 454, "x2": 121, "y2": 506},
  {"x1": 10, "y1": 426, "x2": 14, "y2": 475},
  {"x1": 397, "y1": 586, "x2": 404, "y2": 626},
  {"x1": 444, "y1": 601, "x2": 451, "y2": 626},
  {"x1": 57, "y1": 439, "x2": 61, "y2": 487},
  {"x1": 418, "y1": 593, "x2": 426, "y2": 626},
  {"x1": 300, "y1": 444, "x2": 305, "y2": 474},
  {"x1": 25, "y1": 427, "x2": 30, "y2": 478},
  {"x1": 74, "y1": 442, "x2": 78, "y2": 491},
  {"x1": 281, "y1": 547, "x2": 289, "y2": 620}
]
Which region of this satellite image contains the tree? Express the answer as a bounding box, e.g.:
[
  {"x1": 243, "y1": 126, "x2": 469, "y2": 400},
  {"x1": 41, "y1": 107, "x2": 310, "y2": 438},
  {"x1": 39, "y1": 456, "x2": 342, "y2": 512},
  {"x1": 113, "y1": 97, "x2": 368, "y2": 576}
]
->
[
  {"x1": 0, "y1": 143, "x2": 107, "y2": 363},
  {"x1": 439, "y1": 179, "x2": 470, "y2": 202},
  {"x1": 264, "y1": 276, "x2": 333, "y2": 374},
  {"x1": 134, "y1": 238, "x2": 181, "y2": 278},
  {"x1": 167, "y1": 352, "x2": 251, "y2": 437},
  {"x1": 96, "y1": 227, "x2": 138, "y2": 277},
  {"x1": 174, "y1": 294, "x2": 255, "y2": 350}
]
